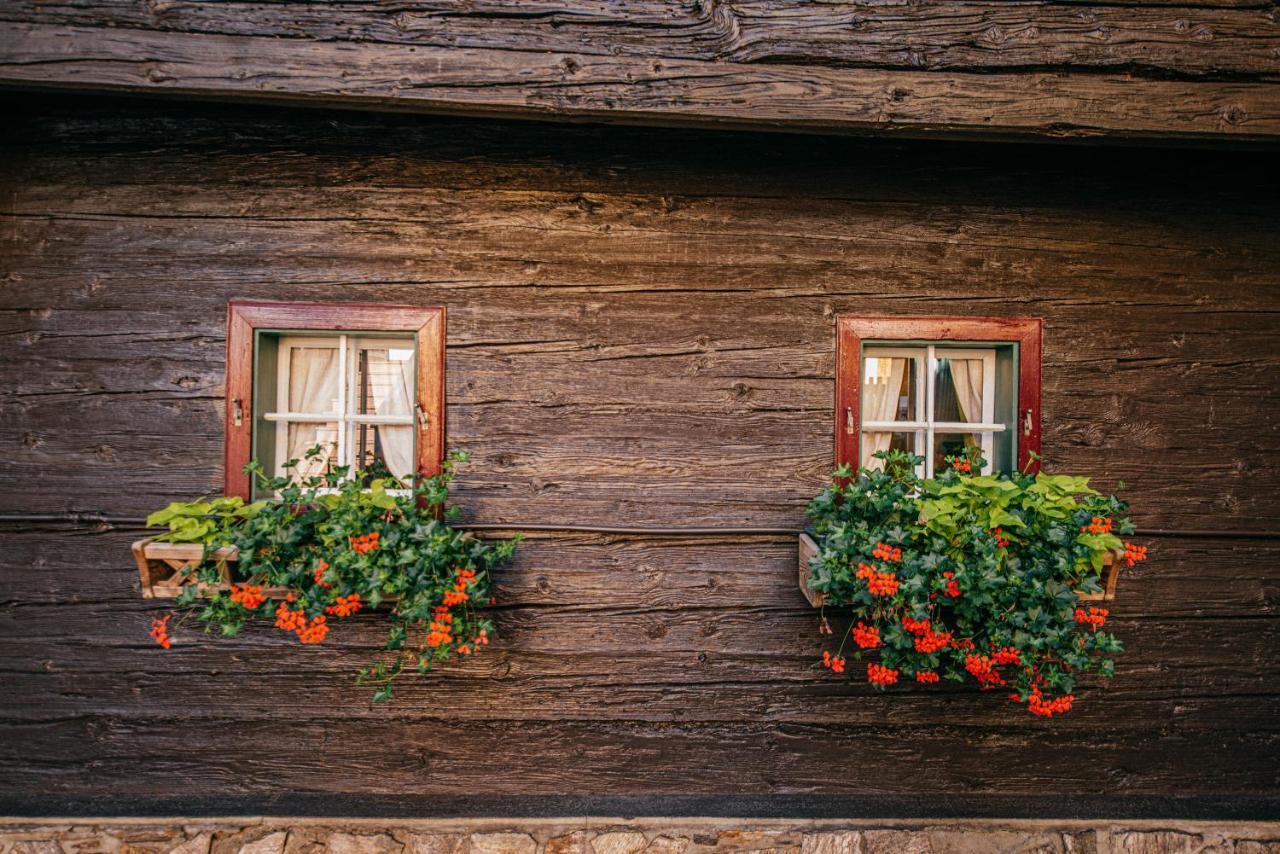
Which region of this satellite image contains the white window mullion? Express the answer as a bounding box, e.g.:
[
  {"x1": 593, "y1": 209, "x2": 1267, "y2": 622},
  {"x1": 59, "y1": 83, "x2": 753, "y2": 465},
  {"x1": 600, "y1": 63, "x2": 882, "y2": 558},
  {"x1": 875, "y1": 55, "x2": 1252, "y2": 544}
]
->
[
  {"x1": 925, "y1": 344, "x2": 937, "y2": 477},
  {"x1": 337, "y1": 334, "x2": 349, "y2": 474}
]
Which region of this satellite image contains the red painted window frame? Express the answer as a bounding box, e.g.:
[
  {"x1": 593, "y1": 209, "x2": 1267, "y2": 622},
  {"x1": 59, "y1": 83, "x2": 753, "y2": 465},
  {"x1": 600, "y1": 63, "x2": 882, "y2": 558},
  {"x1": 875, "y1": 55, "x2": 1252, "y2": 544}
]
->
[
  {"x1": 835, "y1": 315, "x2": 1042, "y2": 474},
  {"x1": 224, "y1": 300, "x2": 446, "y2": 500}
]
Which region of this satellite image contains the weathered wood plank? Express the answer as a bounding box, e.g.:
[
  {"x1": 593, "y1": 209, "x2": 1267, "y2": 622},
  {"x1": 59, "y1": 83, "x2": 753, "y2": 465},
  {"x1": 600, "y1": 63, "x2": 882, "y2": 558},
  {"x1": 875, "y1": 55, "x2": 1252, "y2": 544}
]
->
[
  {"x1": 2, "y1": 529, "x2": 1273, "y2": 618},
  {"x1": 1, "y1": 0, "x2": 1277, "y2": 78},
  {"x1": 2, "y1": 22, "x2": 1279, "y2": 143},
  {"x1": 1, "y1": 717, "x2": 1276, "y2": 796}
]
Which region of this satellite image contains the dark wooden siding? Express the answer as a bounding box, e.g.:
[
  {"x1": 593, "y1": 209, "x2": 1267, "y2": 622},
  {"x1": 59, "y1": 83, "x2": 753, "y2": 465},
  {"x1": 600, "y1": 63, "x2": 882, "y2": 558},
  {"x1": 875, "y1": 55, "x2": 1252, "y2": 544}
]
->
[
  {"x1": 0, "y1": 96, "x2": 1278, "y2": 812},
  {"x1": 3, "y1": 1, "x2": 1280, "y2": 144}
]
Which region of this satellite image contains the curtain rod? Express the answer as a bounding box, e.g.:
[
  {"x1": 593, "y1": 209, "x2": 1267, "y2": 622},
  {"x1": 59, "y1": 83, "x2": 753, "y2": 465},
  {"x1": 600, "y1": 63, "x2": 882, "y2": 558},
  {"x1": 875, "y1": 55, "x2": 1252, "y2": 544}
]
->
[{"x1": 0, "y1": 513, "x2": 1277, "y2": 541}]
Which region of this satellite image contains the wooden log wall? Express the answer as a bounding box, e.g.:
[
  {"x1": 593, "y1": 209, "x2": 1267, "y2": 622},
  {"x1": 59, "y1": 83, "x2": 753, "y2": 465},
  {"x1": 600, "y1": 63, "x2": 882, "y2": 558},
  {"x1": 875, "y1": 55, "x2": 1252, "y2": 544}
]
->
[
  {"x1": 0, "y1": 94, "x2": 1278, "y2": 816},
  {"x1": 2, "y1": 0, "x2": 1280, "y2": 144}
]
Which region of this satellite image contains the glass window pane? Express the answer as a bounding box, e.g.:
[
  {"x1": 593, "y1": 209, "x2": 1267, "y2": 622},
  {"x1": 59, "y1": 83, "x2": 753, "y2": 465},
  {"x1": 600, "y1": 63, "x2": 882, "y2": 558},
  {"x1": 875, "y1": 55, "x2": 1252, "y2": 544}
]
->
[
  {"x1": 284, "y1": 422, "x2": 340, "y2": 481},
  {"x1": 934, "y1": 357, "x2": 984, "y2": 423},
  {"x1": 352, "y1": 422, "x2": 415, "y2": 484},
  {"x1": 862, "y1": 356, "x2": 917, "y2": 422},
  {"x1": 287, "y1": 347, "x2": 341, "y2": 414},
  {"x1": 355, "y1": 345, "x2": 414, "y2": 417},
  {"x1": 933, "y1": 431, "x2": 990, "y2": 473},
  {"x1": 861, "y1": 431, "x2": 917, "y2": 471}
]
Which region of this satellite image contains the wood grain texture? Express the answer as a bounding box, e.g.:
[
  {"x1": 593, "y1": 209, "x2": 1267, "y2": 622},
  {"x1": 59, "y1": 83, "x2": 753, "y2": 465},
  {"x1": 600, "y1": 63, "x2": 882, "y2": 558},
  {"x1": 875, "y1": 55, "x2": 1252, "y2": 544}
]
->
[
  {"x1": 2, "y1": 0, "x2": 1278, "y2": 77},
  {"x1": 0, "y1": 96, "x2": 1278, "y2": 806},
  {"x1": 0, "y1": 12, "x2": 1279, "y2": 144}
]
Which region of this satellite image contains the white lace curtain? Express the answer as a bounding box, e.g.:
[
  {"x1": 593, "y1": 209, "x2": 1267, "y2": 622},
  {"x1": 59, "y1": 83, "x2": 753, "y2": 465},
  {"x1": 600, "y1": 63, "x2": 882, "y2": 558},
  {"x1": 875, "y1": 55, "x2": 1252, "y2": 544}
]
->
[
  {"x1": 949, "y1": 359, "x2": 984, "y2": 424},
  {"x1": 286, "y1": 347, "x2": 339, "y2": 479},
  {"x1": 861, "y1": 357, "x2": 907, "y2": 468},
  {"x1": 364, "y1": 349, "x2": 415, "y2": 481},
  {"x1": 279, "y1": 343, "x2": 415, "y2": 482}
]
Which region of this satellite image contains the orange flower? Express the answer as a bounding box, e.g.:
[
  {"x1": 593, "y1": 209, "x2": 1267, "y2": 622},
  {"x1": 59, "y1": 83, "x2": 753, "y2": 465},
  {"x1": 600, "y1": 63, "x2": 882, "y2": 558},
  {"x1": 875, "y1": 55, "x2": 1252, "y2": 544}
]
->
[
  {"x1": 230, "y1": 583, "x2": 265, "y2": 610},
  {"x1": 325, "y1": 593, "x2": 362, "y2": 618},
  {"x1": 296, "y1": 615, "x2": 328, "y2": 644},
  {"x1": 148, "y1": 614, "x2": 172, "y2": 650},
  {"x1": 867, "y1": 571, "x2": 899, "y2": 597}
]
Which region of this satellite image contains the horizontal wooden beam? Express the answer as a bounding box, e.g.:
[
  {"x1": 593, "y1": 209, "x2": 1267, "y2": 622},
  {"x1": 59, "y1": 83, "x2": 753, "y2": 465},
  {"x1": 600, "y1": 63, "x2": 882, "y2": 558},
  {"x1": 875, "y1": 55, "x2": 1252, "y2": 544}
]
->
[
  {"x1": 4, "y1": 0, "x2": 1280, "y2": 78},
  {"x1": 1, "y1": 21, "x2": 1279, "y2": 144}
]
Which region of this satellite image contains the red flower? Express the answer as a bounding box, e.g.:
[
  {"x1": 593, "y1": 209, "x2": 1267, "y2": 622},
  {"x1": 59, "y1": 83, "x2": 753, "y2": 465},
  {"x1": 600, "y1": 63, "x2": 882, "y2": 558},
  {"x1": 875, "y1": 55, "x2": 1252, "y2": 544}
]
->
[
  {"x1": 992, "y1": 646, "x2": 1022, "y2": 666},
  {"x1": 915, "y1": 670, "x2": 940, "y2": 684},
  {"x1": 867, "y1": 663, "x2": 899, "y2": 686},
  {"x1": 852, "y1": 621, "x2": 881, "y2": 649},
  {"x1": 1074, "y1": 606, "x2": 1108, "y2": 630},
  {"x1": 902, "y1": 616, "x2": 931, "y2": 635}
]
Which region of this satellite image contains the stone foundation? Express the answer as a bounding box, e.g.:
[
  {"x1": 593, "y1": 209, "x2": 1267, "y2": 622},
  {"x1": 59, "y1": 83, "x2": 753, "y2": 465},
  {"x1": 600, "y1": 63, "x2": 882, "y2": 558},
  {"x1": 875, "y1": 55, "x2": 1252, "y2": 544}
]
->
[{"x1": 0, "y1": 819, "x2": 1278, "y2": 854}]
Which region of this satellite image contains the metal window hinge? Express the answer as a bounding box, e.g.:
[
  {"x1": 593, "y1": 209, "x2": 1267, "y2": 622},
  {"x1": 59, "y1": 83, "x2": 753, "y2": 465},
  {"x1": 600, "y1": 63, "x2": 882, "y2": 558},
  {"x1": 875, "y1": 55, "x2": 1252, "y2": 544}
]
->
[
  {"x1": 1023, "y1": 409, "x2": 1033, "y2": 436},
  {"x1": 845, "y1": 406, "x2": 855, "y2": 434},
  {"x1": 232, "y1": 398, "x2": 243, "y2": 427},
  {"x1": 416, "y1": 404, "x2": 429, "y2": 428}
]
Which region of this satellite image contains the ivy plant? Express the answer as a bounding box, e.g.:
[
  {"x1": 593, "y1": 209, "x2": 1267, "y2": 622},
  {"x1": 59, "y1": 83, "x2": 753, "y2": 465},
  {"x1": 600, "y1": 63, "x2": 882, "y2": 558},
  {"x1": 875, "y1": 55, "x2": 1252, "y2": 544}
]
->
[
  {"x1": 806, "y1": 448, "x2": 1147, "y2": 717},
  {"x1": 145, "y1": 449, "x2": 518, "y2": 703}
]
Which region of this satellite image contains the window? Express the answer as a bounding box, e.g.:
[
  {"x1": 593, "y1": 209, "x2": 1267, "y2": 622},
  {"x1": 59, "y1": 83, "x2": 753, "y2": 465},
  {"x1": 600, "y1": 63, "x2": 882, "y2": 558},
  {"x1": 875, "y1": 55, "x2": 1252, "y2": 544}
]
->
[
  {"x1": 836, "y1": 316, "x2": 1041, "y2": 476},
  {"x1": 225, "y1": 301, "x2": 445, "y2": 499}
]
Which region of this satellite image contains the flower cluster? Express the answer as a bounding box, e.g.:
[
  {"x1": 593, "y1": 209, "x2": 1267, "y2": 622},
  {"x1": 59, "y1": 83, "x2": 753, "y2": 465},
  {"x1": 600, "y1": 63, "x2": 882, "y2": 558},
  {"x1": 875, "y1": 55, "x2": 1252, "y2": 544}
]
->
[
  {"x1": 992, "y1": 646, "x2": 1022, "y2": 666},
  {"x1": 852, "y1": 621, "x2": 881, "y2": 648},
  {"x1": 946, "y1": 455, "x2": 972, "y2": 474},
  {"x1": 1074, "y1": 606, "x2": 1108, "y2": 630},
  {"x1": 1123, "y1": 542, "x2": 1148, "y2": 567},
  {"x1": 1081, "y1": 516, "x2": 1112, "y2": 535},
  {"x1": 149, "y1": 614, "x2": 172, "y2": 649},
  {"x1": 806, "y1": 447, "x2": 1144, "y2": 717},
  {"x1": 426, "y1": 605, "x2": 455, "y2": 648},
  {"x1": 867, "y1": 663, "x2": 899, "y2": 686},
  {"x1": 325, "y1": 593, "x2": 362, "y2": 617},
  {"x1": 941, "y1": 570, "x2": 961, "y2": 598},
  {"x1": 141, "y1": 449, "x2": 519, "y2": 702},
  {"x1": 871, "y1": 542, "x2": 902, "y2": 562},
  {"x1": 349, "y1": 531, "x2": 380, "y2": 554},
  {"x1": 273, "y1": 595, "x2": 329, "y2": 643},
  {"x1": 229, "y1": 583, "x2": 265, "y2": 610},
  {"x1": 442, "y1": 567, "x2": 477, "y2": 607},
  {"x1": 1020, "y1": 688, "x2": 1074, "y2": 718}
]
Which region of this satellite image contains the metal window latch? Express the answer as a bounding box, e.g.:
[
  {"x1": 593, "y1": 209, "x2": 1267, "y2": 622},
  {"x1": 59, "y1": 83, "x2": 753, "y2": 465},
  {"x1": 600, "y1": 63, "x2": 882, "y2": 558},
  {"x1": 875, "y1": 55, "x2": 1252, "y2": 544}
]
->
[
  {"x1": 416, "y1": 404, "x2": 428, "y2": 428},
  {"x1": 845, "y1": 406, "x2": 855, "y2": 434},
  {"x1": 1023, "y1": 409, "x2": 1033, "y2": 436},
  {"x1": 232, "y1": 398, "x2": 243, "y2": 427}
]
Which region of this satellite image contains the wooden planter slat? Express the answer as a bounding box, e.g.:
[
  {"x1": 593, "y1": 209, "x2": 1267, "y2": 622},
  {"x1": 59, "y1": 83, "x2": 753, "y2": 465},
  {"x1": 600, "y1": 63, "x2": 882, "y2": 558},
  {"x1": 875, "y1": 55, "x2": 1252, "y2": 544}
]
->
[
  {"x1": 133, "y1": 538, "x2": 291, "y2": 599},
  {"x1": 798, "y1": 532, "x2": 1124, "y2": 608},
  {"x1": 131, "y1": 538, "x2": 399, "y2": 602}
]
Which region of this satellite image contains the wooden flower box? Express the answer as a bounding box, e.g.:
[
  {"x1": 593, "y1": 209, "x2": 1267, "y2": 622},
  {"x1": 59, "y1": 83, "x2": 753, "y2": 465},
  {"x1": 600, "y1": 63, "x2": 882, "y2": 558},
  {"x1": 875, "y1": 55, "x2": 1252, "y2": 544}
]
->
[
  {"x1": 131, "y1": 538, "x2": 289, "y2": 599},
  {"x1": 797, "y1": 532, "x2": 1124, "y2": 608}
]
